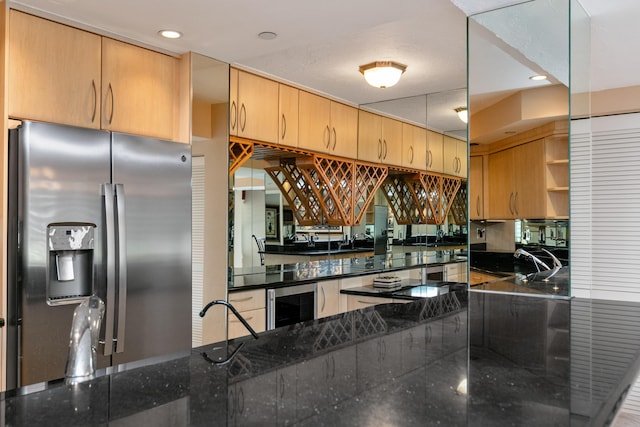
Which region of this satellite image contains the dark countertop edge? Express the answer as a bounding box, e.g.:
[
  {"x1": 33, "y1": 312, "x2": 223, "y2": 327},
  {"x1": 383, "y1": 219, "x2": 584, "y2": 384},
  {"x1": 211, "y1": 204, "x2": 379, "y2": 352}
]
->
[
  {"x1": 263, "y1": 247, "x2": 374, "y2": 255},
  {"x1": 228, "y1": 257, "x2": 468, "y2": 293}
]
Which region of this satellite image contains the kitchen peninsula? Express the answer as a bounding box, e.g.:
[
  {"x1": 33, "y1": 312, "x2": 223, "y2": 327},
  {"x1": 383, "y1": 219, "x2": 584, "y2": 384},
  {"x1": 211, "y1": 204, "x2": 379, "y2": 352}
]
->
[{"x1": 4, "y1": 289, "x2": 639, "y2": 426}]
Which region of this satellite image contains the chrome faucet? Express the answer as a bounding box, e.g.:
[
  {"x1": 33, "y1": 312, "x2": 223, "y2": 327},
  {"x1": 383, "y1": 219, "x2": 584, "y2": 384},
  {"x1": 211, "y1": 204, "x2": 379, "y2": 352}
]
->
[
  {"x1": 514, "y1": 248, "x2": 563, "y2": 277},
  {"x1": 65, "y1": 295, "x2": 105, "y2": 383}
]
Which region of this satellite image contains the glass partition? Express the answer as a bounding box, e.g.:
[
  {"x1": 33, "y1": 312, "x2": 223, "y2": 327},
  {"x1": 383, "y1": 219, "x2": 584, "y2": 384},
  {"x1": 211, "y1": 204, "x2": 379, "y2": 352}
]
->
[
  {"x1": 468, "y1": 0, "x2": 588, "y2": 296},
  {"x1": 190, "y1": 53, "x2": 230, "y2": 346}
]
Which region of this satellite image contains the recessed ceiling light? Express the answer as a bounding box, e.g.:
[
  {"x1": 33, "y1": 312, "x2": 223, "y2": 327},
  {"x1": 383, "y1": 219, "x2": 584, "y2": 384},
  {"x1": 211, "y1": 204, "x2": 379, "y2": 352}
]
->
[
  {"x1": 258, "y1": 31, "x2": 278, "y2": 40},
  {"x1": 529, "y1": 74, "x2": 548, "y2": 81},
  {"x1": 158, "y1": 30, "x2": 182, "y2": 39}
]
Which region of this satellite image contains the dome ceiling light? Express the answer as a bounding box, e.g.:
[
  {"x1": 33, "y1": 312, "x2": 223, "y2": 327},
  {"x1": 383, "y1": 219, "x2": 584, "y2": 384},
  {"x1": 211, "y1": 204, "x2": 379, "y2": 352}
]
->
[
  {"x1": 454, "y1": 107, "x2": 468, "y2": 124},
  {"x1": 359, "y1": 61, "x2": 407, "y2": 88}
]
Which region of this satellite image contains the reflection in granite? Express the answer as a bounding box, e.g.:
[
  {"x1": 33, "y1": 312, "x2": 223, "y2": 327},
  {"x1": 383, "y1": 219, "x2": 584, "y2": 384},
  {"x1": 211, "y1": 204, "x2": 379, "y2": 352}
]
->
[
  {"x1": 4, "y1": 291, "x2": 640, "y2": 426},
  {"x1": 230, "y1": 250, "x2": 466, "y2": 290},
  {"x1": 472, "y1": 266, "x2": 570, "y2": 297}
]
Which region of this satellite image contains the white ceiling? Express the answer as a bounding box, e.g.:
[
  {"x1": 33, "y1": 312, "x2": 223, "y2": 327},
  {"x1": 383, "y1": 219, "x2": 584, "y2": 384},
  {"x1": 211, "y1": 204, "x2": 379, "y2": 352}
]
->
[{"x1": 8, "y1": 0, "x2": 640, "y2": 128}]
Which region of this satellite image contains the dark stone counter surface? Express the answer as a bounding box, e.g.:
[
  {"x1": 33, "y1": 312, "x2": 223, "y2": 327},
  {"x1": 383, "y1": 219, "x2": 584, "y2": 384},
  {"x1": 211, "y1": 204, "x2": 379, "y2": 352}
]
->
[
  {"x1": 4, "y1": 288, "x2": 640, "y2": 426},
  {"x1": 230, "y1": 249, "x2": 467, "y2": 291}
]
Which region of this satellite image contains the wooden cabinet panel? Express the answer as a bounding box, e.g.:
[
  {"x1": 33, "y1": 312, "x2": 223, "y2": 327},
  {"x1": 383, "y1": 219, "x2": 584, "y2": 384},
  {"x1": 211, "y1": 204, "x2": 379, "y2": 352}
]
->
[
  {"x1": 230, "y1": 70, "x2": 279, "y2": 143},
  {"x1": 443, "y1": 135, "x2": 467, "y2": 177},
  {"x1": 299, "y1": 91, "x2": 357, "y2": 157},
  {"x1": 513, "y1": 140, "x2": 546, "y2": 218},
  {"x1": 469, "y1": 155, "x2": 484, "y2": 219},
  {"x1": 228, "y1": 289, "x2": 265, "y2": 312},
  {"x1": 330, "y1": 101, "x2": 358, "y2": 158},
  {"x1": 487, "y1": 148, "x2": 514, "y2": 218},
  {"x1": 8, "y1": 11, "x2": 102, "y2": 128},
  {"x1": 317, "y1": 280, "x2": 341, "y2": 318},
  {"x1": 402, "y1": 123, "x2": 427, "y2": 169},
  {"x1": 298, "y1": 91, "x2": 332, "y2": 153},
  {"x1": 228, "y1": 308, "x2": 266, "y2": 339},
  {"x1": 357, "y1": 110, "x2": 383, "y2": 163},
  {"x1": 487, "y1": 139, "x2": 546, "y2": 219},
  {"x1": 278, "y1": 84, "x2": 299, "y2": 147},
  {"x1": 101, "y1": 38, "x2": 178, "y2": 140},
  {"x1": 427, "y1": 130, "x2": 444, "y2": 173},
  {"x1": 357, "y1": 111, "x2": 402, "y2": 165}
]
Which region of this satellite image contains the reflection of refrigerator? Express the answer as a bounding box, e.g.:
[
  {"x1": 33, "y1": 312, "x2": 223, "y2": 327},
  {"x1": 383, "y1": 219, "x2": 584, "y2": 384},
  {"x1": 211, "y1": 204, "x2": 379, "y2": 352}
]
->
[
  {"x1": 374, "y1": 205, "x2": 389, "y2": 255},
  {"x1": 7, "y1": 121, "x2": 192, "y2": 388}
]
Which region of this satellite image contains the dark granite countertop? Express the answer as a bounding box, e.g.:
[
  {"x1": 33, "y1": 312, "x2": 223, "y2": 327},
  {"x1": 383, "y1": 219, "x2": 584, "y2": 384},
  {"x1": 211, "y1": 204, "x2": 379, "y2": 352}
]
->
[
  {"x1": 4, "y1": 290, "x2": 640, "y2": 426},
  {"x1": 230, "y1": 249, "x2": 467, "y2": 292},
  {"x1": 340, "y1": 279, "x2": 467, "y2": 300}
]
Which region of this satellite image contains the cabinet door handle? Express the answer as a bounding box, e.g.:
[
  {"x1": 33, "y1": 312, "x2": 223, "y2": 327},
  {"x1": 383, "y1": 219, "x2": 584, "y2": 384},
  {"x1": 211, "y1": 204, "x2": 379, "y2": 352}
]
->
[
  {"x1": 378, "y1": 139, "x2": 382, "y2": 159},
  {"x1": 452, "y1": 157, "x2": 457, "y2": 172},
  {"x1": 229, "y1": 296, "x2": 253, "y2": 303},
  {"x1": 281, "y1": 113, "x2": 287, "y2": 140},
  {"x1": 332, "y1": 127, "x2": 337, "y2": 150},
  {"x1": 325, "y1": 125, "x2": 331, "y2": 148},
  {"x1": 279, "y1": 373, "x2": 285, "y2": 398},
  {"x1": 239, "y1": 103, "x2": 246, "y2": 132},
  {"x1": 409, "y1": 146, "x2": 414, "y2": 164},
  {"x1": 91, "y1": 79, "x2": 97, "y2": 123},
  {"x1": 514, "y1": 192, "x2": 519, "y2": 215},
  {"x1": 320, "y1": 286, "x2": 326, "y2": 313},
  {"x1": 230, "y1": 101, "x2": 237, "y2": 132},
  {"x1": 237, "y1": 387, "x2": 245, "y2": 416},
  {"x1": 229, "y1": 389, "x2": 235, "y2": 419},
  {"x1": 106, "y1": 83, "x2": 114, "y2": 124},
  {"x1": 476, "y1": 195, "x2": 481, "y2": 217},
  {"x1": 230, "y1": 315, "x2": 253, "y2": 323},
  {"x1": 508, "y1": 192, "x2": 514, "y2": 215},
  {"x1": 383, "y1": 139, "x2": 388, "y2": 159},
  {"x1": 427, "y1": 150, "x2": 432, "y2": 168}
]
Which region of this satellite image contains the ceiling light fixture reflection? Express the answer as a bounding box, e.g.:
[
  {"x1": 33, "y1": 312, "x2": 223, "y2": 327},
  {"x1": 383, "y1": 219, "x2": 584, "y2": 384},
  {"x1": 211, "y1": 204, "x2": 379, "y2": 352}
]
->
[
  {"x1": 158, "y1": 30, "x2": 182, "y2": 39},
  {"x1": 359, "y1": 61, "x2": 407, "y2": 88},
  {"x1": 529, "y1": 74, "x2": 548, "y2": 81},
  {"x1": 454, "y1": 107, "x2": 468, "y2": 124}
]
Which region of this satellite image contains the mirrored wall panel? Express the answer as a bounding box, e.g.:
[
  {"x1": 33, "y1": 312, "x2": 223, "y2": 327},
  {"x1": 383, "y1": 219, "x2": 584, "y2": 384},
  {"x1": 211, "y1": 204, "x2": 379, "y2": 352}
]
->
[{"x1": 467, "y1": 0, "x2": 586, "y2": 298}]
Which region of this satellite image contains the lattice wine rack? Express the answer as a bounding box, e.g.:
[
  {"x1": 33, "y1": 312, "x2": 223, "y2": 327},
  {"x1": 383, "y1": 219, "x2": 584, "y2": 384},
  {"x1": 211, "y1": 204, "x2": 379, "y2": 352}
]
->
[{"x1": 230, "y1": 137, "x2": 461, "y2": 226}]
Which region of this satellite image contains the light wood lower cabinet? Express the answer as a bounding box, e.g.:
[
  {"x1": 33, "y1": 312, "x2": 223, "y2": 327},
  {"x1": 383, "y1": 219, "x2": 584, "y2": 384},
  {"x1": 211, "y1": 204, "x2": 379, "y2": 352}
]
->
[
  {"x1": 317, "y1": 280, "x2": 341, "y2": 318},
  {"x1": 227, "y1": 289, "x2": 266, "y2": 339},
  {"x1": 444, "y1": 262, "x2": 468, "y2": 283}
]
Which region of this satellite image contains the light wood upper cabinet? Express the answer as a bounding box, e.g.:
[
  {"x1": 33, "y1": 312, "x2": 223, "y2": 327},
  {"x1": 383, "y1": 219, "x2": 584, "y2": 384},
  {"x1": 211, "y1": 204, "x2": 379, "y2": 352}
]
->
[
  {"x1": 469, "y1": 155, "x2": 484, "y2": 219},
  {"x1": 426, "y1": 130, "x2": 444, "y2": 173},
  {"x1": 101, "y1": 38, "x2": 178, "y2": 140},
  {"x1": 487, "y1": 139, "x2": 546, "y2": 219},
  {"x1": 229, "y1": 69, "x2": 279, "y2": 143},
  {"x1": 402, "y1": 123, "x2": 426, "y2": 169},
  {"x1": 357, "y1": 110, "x2": 402, "y2": 166},
  {"x1": 443, "y1": 135, "x2": 467, "y2": 178},
  {"x1": 8, "y1": 11, "x2": 181, "y2": 141},
  {"x1": 299, "y1": 91, "x2": 358, "y2": 158},
  {"x1": 8, "y1": 10, "x2": 102, "y2": 129},
  {"x1": 278, "y1": 84, "x2": 299, "y2": 147}
]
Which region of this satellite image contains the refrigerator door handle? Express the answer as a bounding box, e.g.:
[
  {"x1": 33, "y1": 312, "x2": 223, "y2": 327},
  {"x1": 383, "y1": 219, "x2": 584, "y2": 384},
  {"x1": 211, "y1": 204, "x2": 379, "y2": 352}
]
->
[
  {"x1": 114, "y1": 183, "x2": 128, "y2": 353},
  {"x1": 102, "y1": 183, "x2": 116, "y2": 356}
]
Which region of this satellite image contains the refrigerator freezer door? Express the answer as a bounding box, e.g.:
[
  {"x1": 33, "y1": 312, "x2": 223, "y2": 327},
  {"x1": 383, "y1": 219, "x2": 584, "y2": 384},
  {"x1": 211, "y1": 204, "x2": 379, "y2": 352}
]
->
[
  {"x1": 9, "y1": 121, "x2": 111, "y2": 387},
  {"x1": 110, "y1": 133, "x2": 192, "y2": 365}
]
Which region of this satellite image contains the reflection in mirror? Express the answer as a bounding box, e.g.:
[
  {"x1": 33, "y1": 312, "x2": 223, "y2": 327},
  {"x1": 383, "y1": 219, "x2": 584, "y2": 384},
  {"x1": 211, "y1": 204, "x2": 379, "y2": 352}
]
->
[
  {"x1": 467, "y1": 0, "x2": 575, "y2": 297},
  {"x1": 190, "y1": 53, "x2": 229, "y2": 347}
]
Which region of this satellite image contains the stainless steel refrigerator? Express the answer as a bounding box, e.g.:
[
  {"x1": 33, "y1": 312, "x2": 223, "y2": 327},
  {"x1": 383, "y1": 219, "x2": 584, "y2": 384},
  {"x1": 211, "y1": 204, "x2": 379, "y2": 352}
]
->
[{"x1": 7, "y1": 121, "x2": 192, "y2": 388}]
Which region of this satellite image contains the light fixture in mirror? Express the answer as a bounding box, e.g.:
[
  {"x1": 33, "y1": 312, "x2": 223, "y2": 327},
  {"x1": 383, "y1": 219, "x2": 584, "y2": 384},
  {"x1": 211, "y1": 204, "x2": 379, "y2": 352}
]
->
[
  {"x1": 455, "y1": 107, "x2": 468, "y2": 124},
  {"x1": 359, "y1": 61, "x2": 407, "y2": 88}
]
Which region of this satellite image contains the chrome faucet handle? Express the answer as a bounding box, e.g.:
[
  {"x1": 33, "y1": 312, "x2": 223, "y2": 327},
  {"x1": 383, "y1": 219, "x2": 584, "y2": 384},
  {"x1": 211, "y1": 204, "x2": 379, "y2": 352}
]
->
[
  {"x1": 514, "y1": 248, "x2": 551, "y2": 272},
  {"x1": 541, "y1": 248, "x2": 563, "y2": 269},
  {"x1": 65, "y1": 295, "x2": 105, "y2": 383}
]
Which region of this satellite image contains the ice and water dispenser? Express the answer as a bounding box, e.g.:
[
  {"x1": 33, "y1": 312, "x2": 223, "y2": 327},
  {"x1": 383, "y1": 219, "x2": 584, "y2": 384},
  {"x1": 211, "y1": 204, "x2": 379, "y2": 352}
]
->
[{"x1": 47, "y1": 224, "x2": 95, "y2": 305}]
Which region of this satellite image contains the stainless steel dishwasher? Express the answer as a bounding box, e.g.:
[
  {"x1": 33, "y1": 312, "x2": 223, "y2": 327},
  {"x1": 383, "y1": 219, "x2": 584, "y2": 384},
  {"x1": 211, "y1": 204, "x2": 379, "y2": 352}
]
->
[{"x1": 266, "y1": 283, "x2": 317, "y2": 330}]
